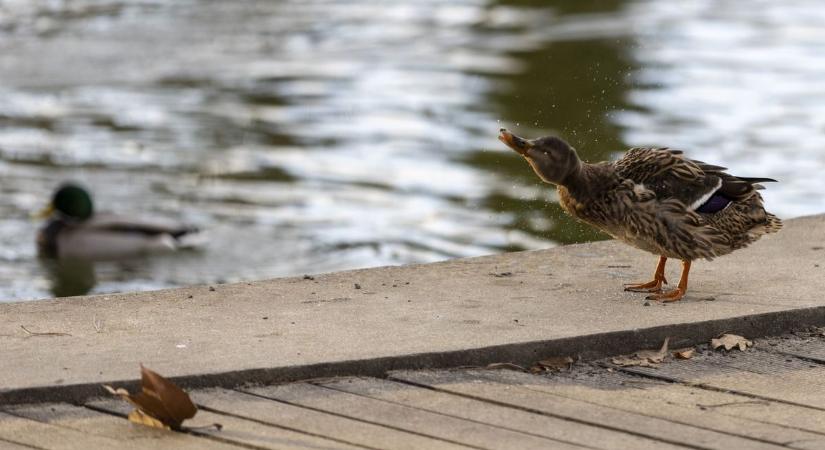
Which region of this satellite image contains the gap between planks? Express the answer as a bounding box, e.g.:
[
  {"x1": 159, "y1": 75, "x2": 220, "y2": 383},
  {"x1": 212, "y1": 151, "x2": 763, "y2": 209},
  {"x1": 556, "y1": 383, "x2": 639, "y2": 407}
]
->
[{"x1": 613, "y1": 345, "x2": 825, "y2": 413}]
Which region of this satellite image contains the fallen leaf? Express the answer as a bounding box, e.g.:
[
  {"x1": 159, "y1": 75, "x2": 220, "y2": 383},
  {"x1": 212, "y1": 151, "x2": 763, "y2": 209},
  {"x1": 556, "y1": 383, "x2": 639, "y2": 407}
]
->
[
  {"x1": 103, "y1": 385, "x2": 130, "y2": 397},
  {"x1": 673, "y1": 348, "x2": 695, "y2": 359},
  {"x1": 128, "y1": 409, "x2": 169, "y2": 430},
  {"x1": 104, "y1": 365, "x2": 197, "y2": 429},
  {"x1": 531, "y1": 356, "x2": 574, "y2": 373},
  {"x1": 610, "y1": 356, "x2": 657, "y2": 367},
  {"x1": 711, "y1": 334, "x2": 752, "y2": 352},
  {"x1": 637, "y1": 337, "x2": 670, "y2": 363},
  {"x1": 611, "y1": 338, "x2": 669, "y2": 367},
  {"x1": 485, "y1": 362, "x2": 528, "y2": 372}
]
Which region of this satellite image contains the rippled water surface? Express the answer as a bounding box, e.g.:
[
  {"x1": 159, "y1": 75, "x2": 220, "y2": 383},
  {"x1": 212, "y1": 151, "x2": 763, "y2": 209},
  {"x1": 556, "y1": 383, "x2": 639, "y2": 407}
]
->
[{"x1": 1, "y1": 0, "x2": 823, "y2": 301}]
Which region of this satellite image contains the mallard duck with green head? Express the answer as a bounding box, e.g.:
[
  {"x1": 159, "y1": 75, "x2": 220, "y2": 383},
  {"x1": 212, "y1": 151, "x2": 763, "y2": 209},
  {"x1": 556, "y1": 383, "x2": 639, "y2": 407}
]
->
[
  {"x1": 37, "y1": 183, "x2": 200, "y2": 261},
  {"x1": 499, "y1": 129, "x2": 781, "y2": 302}
]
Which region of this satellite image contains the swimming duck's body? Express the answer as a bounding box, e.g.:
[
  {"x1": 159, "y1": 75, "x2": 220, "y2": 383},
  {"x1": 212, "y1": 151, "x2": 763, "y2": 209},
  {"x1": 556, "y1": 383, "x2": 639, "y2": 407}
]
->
[
  {"x1": 499, "y1": 129, "x2": 781, "y2": 302},
  {"x1": 37, "y1": 184, "x2": 200, "y2": 261}
]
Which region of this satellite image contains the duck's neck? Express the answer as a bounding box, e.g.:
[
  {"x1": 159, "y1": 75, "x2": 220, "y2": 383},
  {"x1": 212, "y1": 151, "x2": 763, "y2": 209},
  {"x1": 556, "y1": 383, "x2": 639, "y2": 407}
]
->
[
  {"x1": 563, "y1": 162, "x2": 618, "y2": 198},
  {"x1": 559, "y1": 162, "x2": 593, "y2": 197},
  {"x1": 556, "y1": 163, "x2": 612, "y2": 220}
]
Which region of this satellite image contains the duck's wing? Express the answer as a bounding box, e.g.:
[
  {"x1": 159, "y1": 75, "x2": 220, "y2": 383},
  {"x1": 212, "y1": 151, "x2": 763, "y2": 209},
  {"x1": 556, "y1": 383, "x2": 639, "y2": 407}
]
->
[
  {"x1": 85, "y1": 213, "x2": 198, "y2": 239},
  {"x1": 614, "y1": 147, "x2": 775, "y2": 212}
]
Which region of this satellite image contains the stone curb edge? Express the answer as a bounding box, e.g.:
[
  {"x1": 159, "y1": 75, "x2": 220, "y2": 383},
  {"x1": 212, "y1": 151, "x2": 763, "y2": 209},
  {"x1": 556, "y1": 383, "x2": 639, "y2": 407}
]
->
[{"x1": 4, "y1": 305, "x2": 824, "y2": 405}]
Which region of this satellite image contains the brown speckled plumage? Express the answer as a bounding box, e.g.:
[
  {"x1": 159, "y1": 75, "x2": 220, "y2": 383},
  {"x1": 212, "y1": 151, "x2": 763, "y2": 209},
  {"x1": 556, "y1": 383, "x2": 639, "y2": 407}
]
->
[
  {"x1": 499, "y1": 129, "x2": 781, "y2": 302},
  {"x1": 559, "y1": 150, "x2": 781, "y2": 261}
]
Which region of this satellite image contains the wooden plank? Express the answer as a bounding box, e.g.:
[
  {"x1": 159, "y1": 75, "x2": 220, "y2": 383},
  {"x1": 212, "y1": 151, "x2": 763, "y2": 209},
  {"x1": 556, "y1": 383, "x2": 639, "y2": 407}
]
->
[
  {"x1": 621, "y1": 350, "x2": 825, "y2": 410},
  {"x1": 244, "y1": 381, "x2": 584, "y2": 450},
  {"x1": 725, "y1": 350, "x2": 825, "y2": 378},
  {"x1": 508, "y1": 369, "x2": 825, "y2": 450},
  {"x1": 0, "y1": 409, "x2": 139, "y2": 450},
  {"x1": 565, "y1": 370, "x2": 825, "y2": 446},
  {"x1": 192, "y1": 387, "x2": 471, "y2": 450},
  {"x1": 6, "y1": 402, "x2": 240, "y2": 450},
  {"x1": 318, "y1": 376, "x2": 683, "y2": 450},
  {"x1": 87, "y1": 397, "x2": 363, "y2": 450},
  {"x1": 765, "y1": 335, "x2": 825, "y2": 362},
  {"x1": 0, "y1": 410, "x2": 237, "y2": 450},
  {"x1": 0, "y1": 437, "x2": 39, "y2": 450},
  {"x1": 391, "y1": 369, "x2": 788, "y2": 450}
]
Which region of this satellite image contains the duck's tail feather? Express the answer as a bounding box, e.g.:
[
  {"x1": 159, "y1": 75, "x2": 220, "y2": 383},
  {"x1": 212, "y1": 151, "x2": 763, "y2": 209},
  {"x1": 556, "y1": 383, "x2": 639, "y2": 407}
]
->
[{"x1": 739, "y1": 177, "x2": 778, "y2": 184}]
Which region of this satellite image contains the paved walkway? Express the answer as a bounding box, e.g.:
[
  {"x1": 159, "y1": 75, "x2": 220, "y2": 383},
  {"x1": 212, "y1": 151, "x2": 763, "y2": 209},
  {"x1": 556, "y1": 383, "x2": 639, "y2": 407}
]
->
[
  {"x1": 1, "y1": 214, "x2": 824, "y2": 448},
  {"x1": 2, "y1": 215, "x2": 824, "y2": 405},
  {"x1": 4, "y1": 330, "x2": 825, "y2": 449}
]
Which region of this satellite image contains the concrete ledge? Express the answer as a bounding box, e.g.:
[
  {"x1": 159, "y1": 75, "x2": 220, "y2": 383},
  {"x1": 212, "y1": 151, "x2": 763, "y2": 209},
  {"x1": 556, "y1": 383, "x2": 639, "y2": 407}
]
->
[{"x1": 2, "y1": 215, "x2": 824, "y2": 404}]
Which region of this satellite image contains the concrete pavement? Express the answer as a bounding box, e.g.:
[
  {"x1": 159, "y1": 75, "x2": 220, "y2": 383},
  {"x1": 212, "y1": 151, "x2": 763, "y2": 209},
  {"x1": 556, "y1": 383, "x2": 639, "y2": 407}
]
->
[{"x1": 1, "y1": 214, "x2": 823, "y2": 404}]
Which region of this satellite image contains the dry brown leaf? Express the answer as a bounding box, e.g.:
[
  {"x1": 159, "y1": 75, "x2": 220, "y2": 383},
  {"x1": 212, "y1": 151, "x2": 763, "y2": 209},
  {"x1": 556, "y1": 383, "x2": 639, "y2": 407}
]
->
[
  {"x1": 103, "y1": 385, "x2": 130, "y2": 397},
  {"x1": 611, "y1": 337, "x2": 670, "y2": 367},
  {"x1": 485, "y1": 362, "x2": 528, "y2": 372},
  {"x1": 638, "y1": 337, "x2": 669, "y2": 363},
  {"x1": 673, "y1": 348, "x2": 695, "y2": 359},
  {"x1": 128, "y1": 409, "x2": 169, "y2": 430},
  {"x1": 532, "y1": 356, "x2": 574, "y2": 373},
  {"x1": 711, "y1": 334, "x2": 752, "y2": 352},
  {"x1": 104, "y1": 365, "x2": 197, "y2": 429},
  {"x1": 610, "y1": 356, "x2": 657, "y2": 367}
]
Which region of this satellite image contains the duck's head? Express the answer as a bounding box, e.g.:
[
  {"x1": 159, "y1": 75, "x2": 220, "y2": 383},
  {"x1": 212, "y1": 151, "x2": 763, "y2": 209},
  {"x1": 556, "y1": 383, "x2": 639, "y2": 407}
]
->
[
  {"x1": 498, "y1": 128, "x2": 581, "y2": 186},
  {"x1": 40, "y1": 183, "x2": 94, "y2": 221}
]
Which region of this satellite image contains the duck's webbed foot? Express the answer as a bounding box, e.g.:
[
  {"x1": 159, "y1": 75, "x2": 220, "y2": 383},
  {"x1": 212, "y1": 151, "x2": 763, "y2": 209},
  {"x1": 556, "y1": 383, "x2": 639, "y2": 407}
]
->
[
  {"x1": 647, "y1": 260, "x2": 691, "y2": 303},
  {"x1": 646, "y1": 288, "x2": 685, "y2": 302},
  {"x1": 624, "y1": 256, "x2": 668, "y2": 293},
  {"x1": 624, "y1": 279, "x2": 666, "y2": 293}
]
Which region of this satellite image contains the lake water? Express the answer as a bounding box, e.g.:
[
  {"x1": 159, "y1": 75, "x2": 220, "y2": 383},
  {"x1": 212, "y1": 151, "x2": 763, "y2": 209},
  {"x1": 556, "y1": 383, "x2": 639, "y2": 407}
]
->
[{"x1": 1, "y1": 0, "x2": 823, "y2": 301}]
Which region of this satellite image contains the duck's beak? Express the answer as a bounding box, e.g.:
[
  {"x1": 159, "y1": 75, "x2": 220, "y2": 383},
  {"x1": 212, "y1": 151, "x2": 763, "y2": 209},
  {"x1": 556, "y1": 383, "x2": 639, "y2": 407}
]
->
[
  {"x1": 33, "y1": 203, "x2": 55, "y2": 220},
  {"x1": 498, "y1": 128, "x2": 532, "y2": 155}
]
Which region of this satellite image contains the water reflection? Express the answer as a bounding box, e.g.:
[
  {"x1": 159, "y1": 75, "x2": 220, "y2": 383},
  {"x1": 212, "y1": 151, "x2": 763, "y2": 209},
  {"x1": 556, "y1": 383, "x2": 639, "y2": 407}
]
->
[
  {"x1": 0, "y1": 0, "x2": 822, "y2": 301},
  {"x1": 40, "y1": 258, "x2": 96, "y2": 298},
  {"x1": 617, "y1": 0, "x2": 825, "y2": 217}
]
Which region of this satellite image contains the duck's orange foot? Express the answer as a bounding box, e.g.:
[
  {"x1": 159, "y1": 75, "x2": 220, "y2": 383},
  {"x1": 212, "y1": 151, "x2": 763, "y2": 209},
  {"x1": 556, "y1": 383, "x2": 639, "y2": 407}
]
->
[
  {"x1": 624, "y1": 278, "x2": 666, "y2": 293},
  {"x1": 646, "y1": 288, "x2": 685, "y2": 303}
]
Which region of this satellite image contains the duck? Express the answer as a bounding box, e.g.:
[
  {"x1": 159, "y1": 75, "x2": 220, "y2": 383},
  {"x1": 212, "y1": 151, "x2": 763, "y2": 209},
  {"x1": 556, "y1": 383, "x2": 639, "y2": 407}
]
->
[
  {"x1": 37, "y1": 183, "x2": 201, "y2": 261},
  {"x1": 499, "y1": 129, "x2": 781, "y2": 302}
]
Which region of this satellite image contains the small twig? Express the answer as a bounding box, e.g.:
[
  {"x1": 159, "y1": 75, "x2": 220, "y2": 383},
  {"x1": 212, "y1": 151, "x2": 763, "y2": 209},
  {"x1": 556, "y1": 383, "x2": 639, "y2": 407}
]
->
[
  {"x1": 93, "y1": 315, "x2": 103, "y2": 333},
  {"x1": 697, "y1": 400, "x2": 770, "y2": 409},
  {"x1": 20, "y1": 325, "x2": 71, "y2": 337}
]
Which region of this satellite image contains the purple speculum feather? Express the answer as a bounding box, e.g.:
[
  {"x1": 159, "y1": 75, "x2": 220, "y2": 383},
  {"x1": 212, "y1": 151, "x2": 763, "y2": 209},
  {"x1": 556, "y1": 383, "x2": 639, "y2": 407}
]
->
[{"x1": 696, "y1": 194, "x2": 731, "y2": 214}]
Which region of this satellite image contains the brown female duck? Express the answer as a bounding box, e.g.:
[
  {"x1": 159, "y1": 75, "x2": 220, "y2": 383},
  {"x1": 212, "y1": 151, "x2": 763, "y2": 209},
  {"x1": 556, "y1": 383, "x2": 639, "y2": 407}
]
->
[{"x1": 499, "y1": 129, "x2": 781, "y2": 302}]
